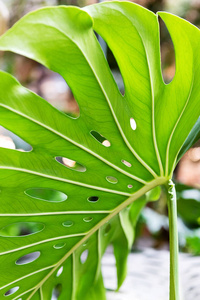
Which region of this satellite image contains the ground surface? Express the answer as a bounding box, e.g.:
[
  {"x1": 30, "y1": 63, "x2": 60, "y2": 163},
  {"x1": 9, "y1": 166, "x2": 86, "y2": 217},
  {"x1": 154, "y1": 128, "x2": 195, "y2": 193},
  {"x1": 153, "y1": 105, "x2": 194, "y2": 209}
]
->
[{"x1": 103, "y1": 248, "x2": 200, "y2": 300}]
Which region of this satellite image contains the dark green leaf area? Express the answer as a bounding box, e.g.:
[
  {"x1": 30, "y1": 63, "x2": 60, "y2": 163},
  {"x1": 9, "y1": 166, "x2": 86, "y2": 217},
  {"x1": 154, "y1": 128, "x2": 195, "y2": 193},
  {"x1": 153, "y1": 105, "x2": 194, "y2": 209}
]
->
[{"x1": 177, "y1": 183, "x2": 200, "y2": 227}]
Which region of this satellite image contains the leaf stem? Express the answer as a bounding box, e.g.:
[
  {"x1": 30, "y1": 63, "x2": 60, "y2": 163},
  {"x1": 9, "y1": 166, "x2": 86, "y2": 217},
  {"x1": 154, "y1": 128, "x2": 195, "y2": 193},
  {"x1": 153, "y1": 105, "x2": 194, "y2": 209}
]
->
[{"x1": 165, "y1": 180, "x2": 179, "y2": 300}]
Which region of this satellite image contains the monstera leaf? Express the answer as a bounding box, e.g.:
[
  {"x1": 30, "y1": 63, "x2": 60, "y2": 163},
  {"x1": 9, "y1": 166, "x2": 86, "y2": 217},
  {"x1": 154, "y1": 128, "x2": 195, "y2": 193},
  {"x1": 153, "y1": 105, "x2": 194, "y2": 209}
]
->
[{"x1": 0, "y1": 2, "x2": 199, "y2": 299}]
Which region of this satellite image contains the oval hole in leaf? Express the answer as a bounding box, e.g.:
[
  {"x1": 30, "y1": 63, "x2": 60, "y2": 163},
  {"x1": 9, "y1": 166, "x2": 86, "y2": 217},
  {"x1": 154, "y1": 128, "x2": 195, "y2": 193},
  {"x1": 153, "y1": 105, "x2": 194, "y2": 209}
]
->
[
  {"x1": 108, "y1": 46, "x2": 125, "y2": 95},
  {"x1": 104, "y1": 223, "x2": 111, "y2": 236},
  {"x1": 0, "y1": 222, "x2": 44, "y2": 237},
  {"x1": 56, "y1": 266, "x2": 63, "y2": 278},
  {"x1": 128, "y1": 184, "x2": 133, "y2": 189},
  {"x1": 0, "y1": 126, "x2": 32, "y2": 151},
  {"x1": 87, "y1": 196, "x2": 99, "y2": 203},
  {"x1": 53, "y1": 242, "x2": 66, "y2": 250},
  {"x1": 102, "y1": 140, "x2": 111, "y2": 147},
  {"x1": 106, "y1": 176, "x2": 118, "y2": 184},
  {"x1": 51, "y1": 283, "x2": 62, "y2": 300},
  {"x1": 62, "y1": 221, "x2": 73, "y2": 227},
  {"x1": 90, "y1": 131, "x2": 111, "y2": 147},
  {"x1": 159, "y1": 17, "x2": 175, "y2": 84},
  {"x1": 37, "y1": 70, "x2": 80, "y2": 119},
  {"x1": 55, "y1": 156, "x2": 86, "y2": 172},
  {"x1": 80, "y1": 249, "x2": 89, "y2": 264},
  {"x1": 82, "y1": 240, "x2": 88, "y2": 247},
  {"x1": 121, "y1": 159, "x2": 132, "y2": 167},
  {"x1": 97, "y1": 34, "x2": 125, "y2": 94},
  {"x1": 4, "y1": 286, "x2": 19, "y2": 296},
  {"x1": 16, "y1": 251, "x2": 40, "y2": 265},
  {"x1": 130, "y1": 118, "x2": 137, "y2": 130},
  {"x1": 25, "y1": 188, "x2": 67, "y2": 203},
  {"x1": 83, "y1": 217, "x2": 93, "y2": 223}
]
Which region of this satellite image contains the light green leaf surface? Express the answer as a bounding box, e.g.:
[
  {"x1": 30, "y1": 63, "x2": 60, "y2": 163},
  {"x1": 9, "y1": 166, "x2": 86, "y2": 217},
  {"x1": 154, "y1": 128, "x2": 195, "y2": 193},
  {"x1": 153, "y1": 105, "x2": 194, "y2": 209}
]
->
[{"x1": 0, "y1": 2, "x2": 199, "y2": 299}]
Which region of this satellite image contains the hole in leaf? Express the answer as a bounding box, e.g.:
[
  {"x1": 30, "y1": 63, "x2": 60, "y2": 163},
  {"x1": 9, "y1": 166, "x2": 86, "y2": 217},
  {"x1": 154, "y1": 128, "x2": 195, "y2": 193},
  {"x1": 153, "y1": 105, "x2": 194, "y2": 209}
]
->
[
  {"x1": 121, "y1": 159, "x2": 132, "y2": 167},
  {"x1": 102, "y1": 140, "x2": 111, "y2": 147},
  {"x1": 0, "y1": 126, "x2": 32, "y2": 151},
  {"x1": 107, "y1": 47, "x2": 125, "y2": 94},
  {"x1": 130, "y1": 118, "x2": 137, "y2": 130},
  {"x1": 83, "y1": 217, "x2": 93, "y2": 223},
  {"x1": 159, "y1": 17, "x2": 175, "y2": 83},
  {"x1": 87, "y1": 196, "x2": 99, "y2": 203},
  {"x1": 0, "y1": 222, "x2": 44, "y2": 237},
  {"x1": 51, "y1": 283, "x2": 62, "y2": 300},
  {"x1": 0, "y1": 135, "x2": 15, "y2": 150},
  {"x1": 16, "y1": 251, "x2": 40, "y2": 265},
  {"x1": 90, "y1": 131, "x2": 111, "y2": 147},
  {"x1": 62, "y1": 221, "x2": 73, "y2": 227},
  {"x1": 82, "y1": 240, "x2": 88, "y2": 247},
  {"x1": 106, "y1": 176, "x2": 118, "y2": 184},
  {"x1": 25, "y1": 188, "x2": 67, "y2": 203},
  {"x1": 97, "y1": 31, "x2": 107, "y2": 57},
  {"x1": 80, "y1": 249, "x2": 89, "y2": 264},
  {"x1": 29, "y1": 69, "x2": 80, "y2": 119},
  {"x1": 55, "y1": 156, "x2": 86, "y2": 172},
  {"x1": 104, "y1": 223, "x2": 111, "y2": 236},
  {"x1": 53, "y1": 243, "x2": 66, "y2": 250},
  {"x1": 97, "y1": 34, "x2": 125, "y2": 94},
  {"x1": 56, "y1": 266, "x2": 63, "y2": 278},
  {"x1": 4, "y1": 286, "x2": 19, "y2": 296},
  {"x1": 128, "y1": 184, "x2": 133, "y2": 189}
]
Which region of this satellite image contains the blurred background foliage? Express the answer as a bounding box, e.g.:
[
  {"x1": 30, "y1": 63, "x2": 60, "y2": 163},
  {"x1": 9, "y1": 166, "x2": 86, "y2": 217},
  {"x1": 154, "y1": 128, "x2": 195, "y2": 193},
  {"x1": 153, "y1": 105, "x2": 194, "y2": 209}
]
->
[{"x1": 0, "y1": 0, "x2": 199, "y2": 256}]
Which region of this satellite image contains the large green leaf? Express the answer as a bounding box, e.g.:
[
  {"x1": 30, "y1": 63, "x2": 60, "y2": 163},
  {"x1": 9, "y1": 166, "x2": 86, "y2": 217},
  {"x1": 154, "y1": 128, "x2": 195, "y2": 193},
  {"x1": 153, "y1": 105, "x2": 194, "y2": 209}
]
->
[{"x1": 0, "y1": 2, "x2": 199, "y2": 299}]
